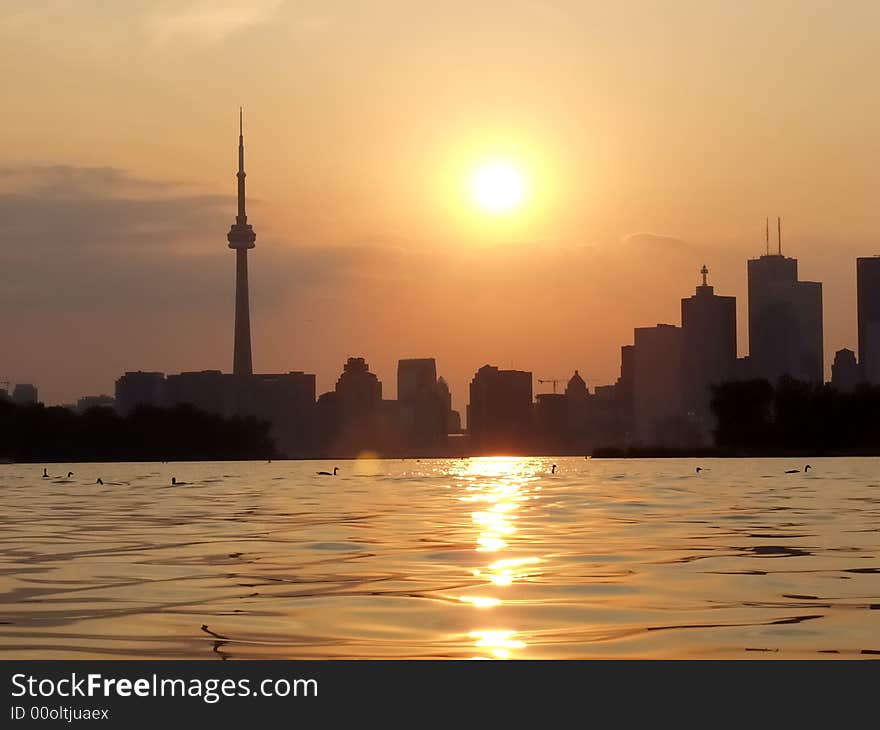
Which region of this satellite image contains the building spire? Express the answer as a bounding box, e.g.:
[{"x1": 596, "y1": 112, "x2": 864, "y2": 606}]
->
[
  {"x1": 237, "y1": 107, "x2": 246, "y2": 221},
  {"x1": 700, "y1": 264, "x2": 709, "y2": 287},
  {"x1": 777, "y1": 216, "x2": 782, "y2": 255},
  {"x1": 765, "y1": 217, "x2": 769, "y2": 255}
]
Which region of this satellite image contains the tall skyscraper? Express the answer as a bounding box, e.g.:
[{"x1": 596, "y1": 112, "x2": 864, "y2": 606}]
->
[
  {"x1": 747, "y1": 219, "x2": 823, "y2": 383},
  {"x1": 632, "y1": 324, "x2": 684, "y2": 444},
  {"x1": 227, "y1": 109, "x2": 256, "y2": 376},
  {"x1": 467, "y1": 365, "x2": 533, "y2": 451},
  {"x1": 681, "y1": 265, "x2": 736, "y2": 437},
  {"x1": 397, "y1": 358, "x2": 447, "y2": 446},
  {"x1": 831, "y1": 348, "x2": 859, "y2": 393},
  {"x1": 856, "y1": 256, "x2": 880, "y2": 383}
]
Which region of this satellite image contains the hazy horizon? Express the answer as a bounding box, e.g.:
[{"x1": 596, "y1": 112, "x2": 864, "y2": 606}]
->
[{"x1": 3, "y1": 1, "x2": 879, "y2": 411}]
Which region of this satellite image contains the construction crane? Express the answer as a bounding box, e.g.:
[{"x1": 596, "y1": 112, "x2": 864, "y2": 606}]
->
[
  {"x1": 538, "y1": 373, "x2": 595, "y2": 395},
  {"x1": 537, "y1": 378, "x2": 564, "y2": 394}
]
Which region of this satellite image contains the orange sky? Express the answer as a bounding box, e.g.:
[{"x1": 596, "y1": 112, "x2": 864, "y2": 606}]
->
[{"x1": 2, "y1": 1, "x2": 879, "y2": 411}]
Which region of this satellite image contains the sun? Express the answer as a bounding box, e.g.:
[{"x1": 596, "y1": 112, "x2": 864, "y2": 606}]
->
[{"x1": 470, "y1": 160, "x2": 527, "y2": 215}]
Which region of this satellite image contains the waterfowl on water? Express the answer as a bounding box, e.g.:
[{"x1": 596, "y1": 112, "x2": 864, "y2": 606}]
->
[
  {"x1": 96, "y1": 478, "x2": 103, "y2": 485},
  {"x1": 317, "y1": 467, "x2": 339, "y2": 476},
  {"x1": 42, "y1": 468, "x2": 49, "y2": 479},
  {"x1": 171, "y1": 477, "x2": 188, "y2": 486},
  {"x1": 785, "y1": 465, "x2": 811, "y2": 474},
  {"x1": 551, "y1": 464, "x2": 557, "y2": 474},
  {"x1": 696, "y1": 467, "x2": 703, "y2": 473}
]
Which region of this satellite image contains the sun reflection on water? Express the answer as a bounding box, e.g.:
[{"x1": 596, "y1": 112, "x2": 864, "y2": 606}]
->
[{"x1": 452, "y1": 457, "x2": 543, "y2": 659}]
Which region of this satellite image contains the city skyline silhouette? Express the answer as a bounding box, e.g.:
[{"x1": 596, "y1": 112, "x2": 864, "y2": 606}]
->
[
  {"x1": 3, "y1": 3, "x2": 880, "y2": 418},
  {"x1": 3, "y1": 116, "x2": 880, "y2": 459}
]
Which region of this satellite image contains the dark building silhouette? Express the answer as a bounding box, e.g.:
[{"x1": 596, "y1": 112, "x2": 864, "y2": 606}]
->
[
  {"x1": 633, "y1": 324, "x2": 686, "y2": 444},
  {"x1": 166, "y1": 371, "x2": 229, "y2": 414},
  {"x1": 437, "y1": 376, "x2": 461, "y2": 434},
  {"x1": 468, "y1": 365, "x2": 533, "y2": 452},
  {"x1": 115, "y1": 371, "x2": 166, "y2": 414},
  {"x1": 76, "y1": 394, "x2": 115, "y2": 413},
  {"x1": 831, "y1": 348, "x2": 860, "y2": 393},
  {"x1": 535, "y1": 392, "x2": 567, "y2": 449},
  {"x1": 228, "y1": 109, "x2": 257, "y2": 377},
  {"x1": 11, "y1": 383, "x2": 38, "y2": 406},
  {"x1": 681, "y1": 265, "x2": 737, "y2": 440},
  {"x1": 162, "y1": 370, "x2": 315, "y2": 456},
  {"x1": 232, "y1": 373, "x2": 316, "y2": 457},
  {"x1": 856, "y1": 256, "x2": 880, "y2": 384},
  {"x1": 397, "y1": 358, "x2": 449, "y2": 448},
  {"x1": 747, "y1": 221, "x2": 823, "y2": 383},
  {"x1": 328, "y1": 357, "x2": 383, "y2": 454},
  {"x1": 564, "y1": 370, "x2": 591, "y2": 447}
]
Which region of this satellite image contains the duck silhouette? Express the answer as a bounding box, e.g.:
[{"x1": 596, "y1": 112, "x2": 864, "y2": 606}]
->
[
  {"x1": 317, "y1": 467, "x2": 339, "y2": 476},
  {"x1": 42, "y1": 468, "x2": 49, "y2": 479},
  {"x1": 171, "y1": 477, "x2": 188, "y2": 486},
  {"x1": 551, "y1": 464, "x2": 557, "y2": 474}
]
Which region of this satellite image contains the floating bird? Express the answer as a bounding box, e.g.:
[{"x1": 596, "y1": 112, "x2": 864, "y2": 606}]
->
[
  {"x1": 551, "y1": 464, "x2": 557, "y2": 474},
  {"x1": 317, "y1": 467, "x2": 339, "y2": 476},
  {"x1": 42, "y1": 468, "x2": 49, "y2": 479},
  {"x1": 695, "y1": 467, "x2": 703, "y2": 473},
  {"x1": 784, "y1": 468, "x2": 801, "y2": 474},
  {"x1": 171, "y1": 477, "x2": 188, "y2": 486},
  {"x1": 96, "y1": 478, "x2": 103, "y2": 485},
  {"x1": 67, "y1": 471, "x2": 74, "y2": 478},
  {"x1": 805, "y1": 464, "x2": 812, "y2": 472}
]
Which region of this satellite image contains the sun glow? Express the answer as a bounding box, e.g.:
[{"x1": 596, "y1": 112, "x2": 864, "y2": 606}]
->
[{"x1": 470, "y1": 160, "x2": 527, "y2": 214}]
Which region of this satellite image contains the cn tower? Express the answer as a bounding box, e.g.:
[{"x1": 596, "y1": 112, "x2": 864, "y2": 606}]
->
[{"x1": 227, "y1": 108, "x2": 256, "y2": 376}]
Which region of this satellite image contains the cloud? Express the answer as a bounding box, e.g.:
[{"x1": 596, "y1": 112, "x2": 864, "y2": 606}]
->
[
  {"x1": 144, "y1": 0, "x2": 283, "y2": 47},
  {"x1": 0, "y1": 165, "x2": 229, "y2": 309}
]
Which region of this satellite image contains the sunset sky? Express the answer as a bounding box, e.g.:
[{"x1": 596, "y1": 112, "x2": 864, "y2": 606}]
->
[{"x1": 3, "y1": 1, "x2": 879, "y2": 412}]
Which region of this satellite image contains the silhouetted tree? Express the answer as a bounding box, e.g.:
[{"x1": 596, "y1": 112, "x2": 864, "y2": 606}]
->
[
  {"x1": 0, "y1": 401, "x2": 277, "y2": 462},
  {"x1": 711, "y1": 377, "x2": 880, "y2": 454}
]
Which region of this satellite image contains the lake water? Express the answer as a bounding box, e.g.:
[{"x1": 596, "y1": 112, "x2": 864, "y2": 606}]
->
[{"x1": 0, "y1": 457, "x2": 877, "y2": 659}]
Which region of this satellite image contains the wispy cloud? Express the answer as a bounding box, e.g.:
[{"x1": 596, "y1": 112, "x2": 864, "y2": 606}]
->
[{"x1": 145, "y1": 0, "x2": 283, "y2": 47}]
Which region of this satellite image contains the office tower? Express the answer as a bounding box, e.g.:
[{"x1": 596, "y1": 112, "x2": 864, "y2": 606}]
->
[
  {"x1": 227, "y1": 109, "x2": 257, "y2": 377},
  {"x1": 335, "y1": 357, "x2": 382, "y2": 424},
  {"x1": 397, "y1": 358, "x2": 447, "y2": 446},
  {"x1": 681, "y1": 265, "x2": 737, "y2": 437},
  {"x1": 857, "y1": 256, "x2": 880, "y2": 383},
  {"x1": 633, "y1": 324, "x2": 684, "y2": 444},
  {"x1": 747, "y1": 219, "x2": 823, "y2": 383},
  {"x1": 115, "y1": 371, "x2": 166, "y2": 414},
  {"x1": 234, "y1": 372, "x2": 316, "y2": 457},
  {"x1": 467, "y1": 365, "x2": 533, "y2": 451},
  {"x1": 436, "y1": 377, "x2": 461, "y2": 434},
  {"x1": 11, "y1": 383, "x2": 38, "y2": 406},
  {"x1": 831, "y1": 348, "x2": 859, "y2": 393},
  {"x1": 165, "y1": 370, "x2": 229, "y2": 414}
]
